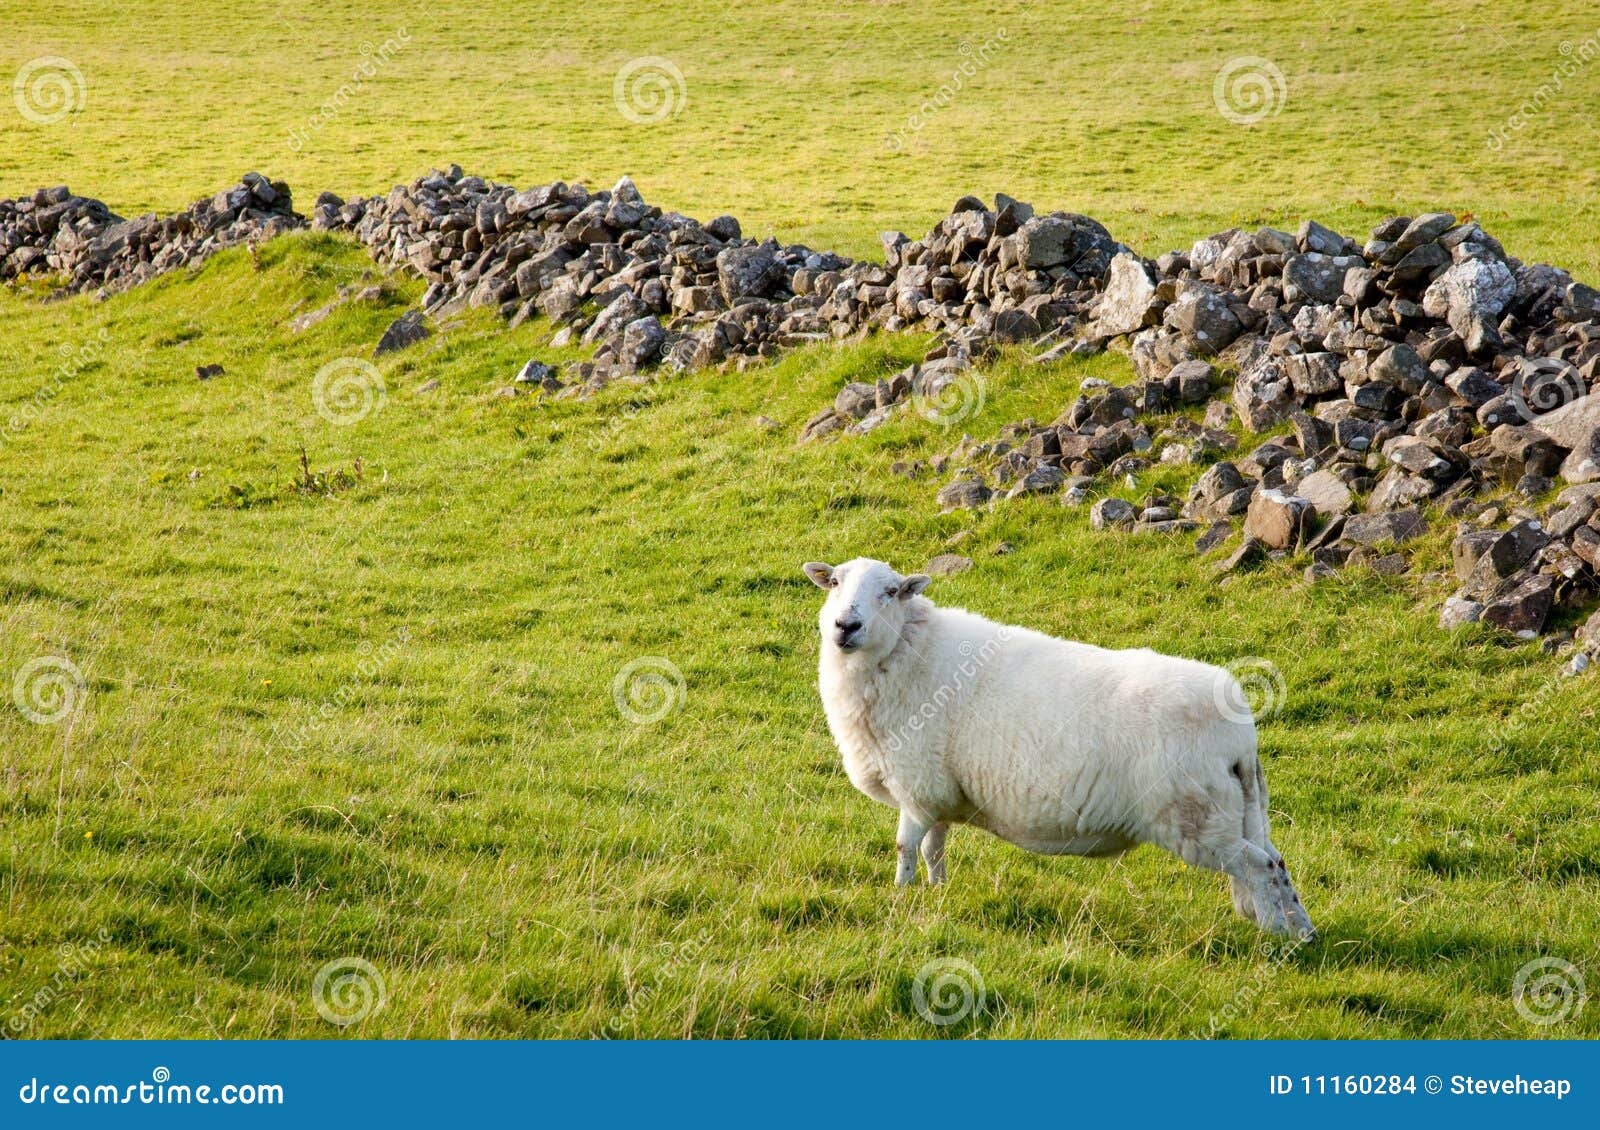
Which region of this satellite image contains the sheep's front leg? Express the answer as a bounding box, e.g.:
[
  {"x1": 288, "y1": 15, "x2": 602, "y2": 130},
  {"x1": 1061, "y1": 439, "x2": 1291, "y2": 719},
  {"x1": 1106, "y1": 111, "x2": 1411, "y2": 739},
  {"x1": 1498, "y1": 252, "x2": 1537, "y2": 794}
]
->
[
  {"x1": 921, "y1": 823, "x2": 948, "y2": 886},
  {"x1": 895, "y1": 809, "x2": 927, "y2": 887}
]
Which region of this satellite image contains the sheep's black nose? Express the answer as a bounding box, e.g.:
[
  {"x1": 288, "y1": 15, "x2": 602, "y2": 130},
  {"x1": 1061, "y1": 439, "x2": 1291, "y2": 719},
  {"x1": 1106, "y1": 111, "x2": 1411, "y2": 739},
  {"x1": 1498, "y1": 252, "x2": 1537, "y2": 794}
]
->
[{"x1": 835, "y1": 618, "x2": 862, "y2": 634}]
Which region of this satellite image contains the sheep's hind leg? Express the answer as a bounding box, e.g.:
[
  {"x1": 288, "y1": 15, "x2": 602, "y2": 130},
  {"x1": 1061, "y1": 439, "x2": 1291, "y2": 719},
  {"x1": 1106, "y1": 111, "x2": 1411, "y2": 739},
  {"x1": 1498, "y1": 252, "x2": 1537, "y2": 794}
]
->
[
  {"x1": 895, "y1": 810, "x2": 927, "y2": 887},
  {"x1": 920, "y1": 823, "x2": 948, "y2": 886}
]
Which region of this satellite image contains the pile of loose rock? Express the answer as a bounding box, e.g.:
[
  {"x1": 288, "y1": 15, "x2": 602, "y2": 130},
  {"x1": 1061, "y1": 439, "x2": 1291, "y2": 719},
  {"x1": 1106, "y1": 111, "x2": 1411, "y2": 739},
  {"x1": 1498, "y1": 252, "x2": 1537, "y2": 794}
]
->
[
  {"x1": 897, "y1": 213, "x2": 1600, "y2": 669},
  {"x1": 0, "y1": 173, "x2": 302, "y2": 295},
  {"x1": 308, "y1": 168, "x2": 1123, "y2": 393}
]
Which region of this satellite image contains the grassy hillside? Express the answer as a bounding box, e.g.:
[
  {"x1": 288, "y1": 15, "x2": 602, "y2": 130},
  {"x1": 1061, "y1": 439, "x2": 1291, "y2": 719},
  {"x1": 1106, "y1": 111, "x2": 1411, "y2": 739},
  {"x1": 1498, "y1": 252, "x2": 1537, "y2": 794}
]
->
[
  {"x1": 3, "y1": 0, "x2": 1599, "y2": 1039},
  {"x1": 7, "y1": 2, "x2": 1600, "y2": 271},
  {"x1": 1, "y1": 236, "x2": 1596, "y2": 1038}
]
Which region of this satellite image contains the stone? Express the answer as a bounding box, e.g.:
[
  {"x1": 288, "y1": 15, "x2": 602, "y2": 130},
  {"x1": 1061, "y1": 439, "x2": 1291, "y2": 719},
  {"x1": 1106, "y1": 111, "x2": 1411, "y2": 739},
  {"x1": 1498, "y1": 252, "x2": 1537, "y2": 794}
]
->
[
  {"x1": 1165, "y1": 288, "x2": 1241, "y2": 355},
  {"x1": 1531, "y1": 393, "x2": 1600, "y2": 450},
  {"x1": 1294, "y1": 469, "x2": 1354, "y2": 517},
  {"x1": 1451, "y1": 528, "x2": 1501, "y2": 582},
  {"x1": 799, "y1": 407, "x2": 846, "y2": 444},
  {"x1": 618, "y1": 316, "x2": 666, "y2": 370},
  {"x1": 1216, "y1": 536, "x2": 1267, "y2": 575},
  {"x1": 716, "y1": 241, "x2": 785, "y2": 302},
  {"x1": 1090, "y1": 497, "x2": 1136, "y2": 529},
  {"x1": 1196, "y1": 520, "x2": 1234, "y2": 553},
  {"x1": 1009, "y1": 464, "x2": 1068, "y2": 496},
  {"x1": 1343, "y1": 509, "x2": 1427, "y2": 546},
  {"x1": 1440, "y1": 596, "x2": 1484, "y2": 628},
  {"x1": 925, "y1": 554, "x2": 973, "y2": 576},
  {"x1": 1284, "y1": 352, "x2": 1341, "y2": 396},
  {"x1": 518, "y1": 358, "x2": 563, "y2": 385},
  {"x1": 1090, "y1": 253, "x2": 1159, "y2": 337},
  {"x1": 1463, "y1": 520, "x2": 1551, "y2": 599},
  {"x1": 1282, "y1": 253, "x2": 1346, "y2": 304},
  {"x1": 1559, "y1": 427, "x2": 1600, "y2": 483},
  {"x1": 1481, "y1": 572, "x2": 1555, "y2": 636},
  {"x1": 374, "y1": 310, "x2": 428, "y2": 356},
  {"x1": 1244, "y1": 489, "x2": 1312, "y2": 550},
  {"x1": 834, "y1": 382, "x2": 878, "y2": 419},
  {"x1": 1232, "y1": 357, "x2": 1297, "y2": 431},
  {"x1": 1167, "y1": 359, "x2": 1214, "y2": 403},
  {"x1": 937, "y1": 478, "x2": 991, "y2": 511},
  {"x1": 992, "y1": 308, "x2": 1041, "y2": 343}
]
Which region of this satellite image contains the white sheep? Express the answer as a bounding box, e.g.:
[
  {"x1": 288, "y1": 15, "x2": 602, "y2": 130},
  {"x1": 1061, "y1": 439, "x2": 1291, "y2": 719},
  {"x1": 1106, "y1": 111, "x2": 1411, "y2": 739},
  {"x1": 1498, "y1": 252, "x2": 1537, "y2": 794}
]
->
[{"x1": 802, "y1": 557, "x2": 1314, "y2": 937}]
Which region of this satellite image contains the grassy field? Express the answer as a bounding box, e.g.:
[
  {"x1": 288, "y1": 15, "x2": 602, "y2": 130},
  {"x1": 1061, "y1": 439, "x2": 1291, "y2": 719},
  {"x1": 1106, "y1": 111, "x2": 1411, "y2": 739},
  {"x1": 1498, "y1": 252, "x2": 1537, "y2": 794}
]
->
[
  {"x1": 3, "y1": 2, "x2": 1599, "y2": 1039},
  {"x1": 7, "y1": 1, "x2": 1600, "y2": 269}
]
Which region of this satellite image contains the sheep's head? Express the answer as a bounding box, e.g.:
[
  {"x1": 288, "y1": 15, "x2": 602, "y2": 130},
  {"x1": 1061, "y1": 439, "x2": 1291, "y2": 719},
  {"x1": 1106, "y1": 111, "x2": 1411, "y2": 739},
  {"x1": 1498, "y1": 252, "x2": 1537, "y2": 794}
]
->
[{"x1": 801, "y1": 558, "x2": 931, "y2": 658}]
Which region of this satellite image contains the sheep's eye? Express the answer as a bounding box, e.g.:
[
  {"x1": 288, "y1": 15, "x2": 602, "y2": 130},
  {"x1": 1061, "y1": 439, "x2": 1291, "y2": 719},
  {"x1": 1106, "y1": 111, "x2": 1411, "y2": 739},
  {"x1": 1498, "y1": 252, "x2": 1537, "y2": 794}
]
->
[{"x1": 882, "y1": 588, "x2": 895, "y2": 601}]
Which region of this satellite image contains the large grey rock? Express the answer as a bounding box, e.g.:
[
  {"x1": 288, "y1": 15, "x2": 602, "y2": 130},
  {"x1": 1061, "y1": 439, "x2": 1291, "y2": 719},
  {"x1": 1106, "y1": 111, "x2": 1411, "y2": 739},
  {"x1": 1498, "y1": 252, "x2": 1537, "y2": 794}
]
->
[
  {"x1": 1244, "y1": 488, "x2": 1312, "y2": 549},
  {"x1": 1282, "y1": 253, "x2": 1346, "y2": 304},
  {"x1": 1343, "y1": 509, "x2": 1427, "y2": 546},
  {"x1": 1532, "y1": 394, "x2": 1600, "y2": 450},
  {"x1": 373, "y1": 310, "x2": 428, "y2": 356},
  {"x1": 1560, "y1": 427, "x2": 1600, "y2": 483},
  {"x1": 717, "y1": 241, "x2": 785, "y2": 302},
  {"x1": 1165, "y1": 288, "x2": 1241, "y2": 355},
  {"x1": 1294, "y1": 469, "x2": 1354, "y2": 516},
  {"x1": 1090, "y1": 253, "x2": 1159, "y2": 338},
  {"x1": 1090, "y1": 497, "x2": 1136, "y2": 529},
  {"x1": 1232, "y1": 357, "x2": 1296, "y2": 431}
]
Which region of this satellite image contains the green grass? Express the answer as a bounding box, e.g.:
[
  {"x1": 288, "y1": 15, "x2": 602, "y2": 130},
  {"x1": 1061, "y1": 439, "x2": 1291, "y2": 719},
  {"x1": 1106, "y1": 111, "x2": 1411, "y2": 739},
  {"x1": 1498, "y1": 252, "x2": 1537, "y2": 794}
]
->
[
  {"x1": 0, "y1": 235, "x2": 1596, "y2": 1038},
  {"x1": 7, "y1": 2, "x2": 1600, "y2": 271},
  {"x1": 3, "y1": 0, "x2": 1599, "y2": 1039}
]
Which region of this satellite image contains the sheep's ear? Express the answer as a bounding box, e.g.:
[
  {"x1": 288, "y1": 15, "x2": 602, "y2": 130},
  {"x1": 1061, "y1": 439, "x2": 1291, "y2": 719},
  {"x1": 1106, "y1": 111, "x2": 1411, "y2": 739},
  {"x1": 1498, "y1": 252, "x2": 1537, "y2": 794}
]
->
[
  {"x1": 896, "y1": 574, "x2": 931, "y2": 600},
  {"x1": 802, "y1": 562, "x2": 836, "y2": 589}
]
